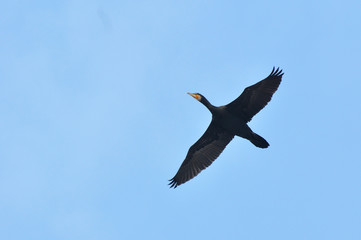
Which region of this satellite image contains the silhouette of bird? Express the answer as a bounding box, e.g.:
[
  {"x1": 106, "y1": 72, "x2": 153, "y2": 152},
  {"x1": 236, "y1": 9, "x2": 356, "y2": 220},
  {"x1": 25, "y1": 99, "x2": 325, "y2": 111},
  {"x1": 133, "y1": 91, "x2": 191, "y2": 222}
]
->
[{"x1": 169, "y1": 67, "x2": 284, "y2": 188}]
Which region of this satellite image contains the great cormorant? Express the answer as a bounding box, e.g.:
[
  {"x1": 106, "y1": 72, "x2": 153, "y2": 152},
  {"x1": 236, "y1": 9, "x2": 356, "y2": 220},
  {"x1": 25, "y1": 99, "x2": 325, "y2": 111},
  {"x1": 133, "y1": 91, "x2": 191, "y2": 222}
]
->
[{"x1": 169, "y1": 67, "x2": 284, "y2": 188}]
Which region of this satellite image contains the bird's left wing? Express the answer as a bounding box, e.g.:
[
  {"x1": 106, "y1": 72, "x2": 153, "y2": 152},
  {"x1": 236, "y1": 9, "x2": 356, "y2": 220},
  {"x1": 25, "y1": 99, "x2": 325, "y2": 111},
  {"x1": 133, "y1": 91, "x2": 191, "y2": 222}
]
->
[
  {"x1": 169, "y1": 121, "x2": 234, "y2": 188},
  {"x1": 225, "y1": 67, "x2": 283, "y2": 122}
]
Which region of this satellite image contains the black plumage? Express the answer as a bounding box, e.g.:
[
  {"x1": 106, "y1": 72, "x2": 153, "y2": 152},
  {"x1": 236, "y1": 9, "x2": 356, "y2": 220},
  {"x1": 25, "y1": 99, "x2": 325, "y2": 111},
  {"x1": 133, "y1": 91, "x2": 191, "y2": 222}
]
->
[{"x1": 169, "y1": 67, "x2": 284, "y2": 188}]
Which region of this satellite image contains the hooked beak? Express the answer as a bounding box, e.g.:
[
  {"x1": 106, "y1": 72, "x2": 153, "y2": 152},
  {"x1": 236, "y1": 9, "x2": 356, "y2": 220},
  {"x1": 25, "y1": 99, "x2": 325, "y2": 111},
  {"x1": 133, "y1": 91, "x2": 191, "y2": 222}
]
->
[{"x1": 187, "y1": 92, "x2": 201, "y2": 101}]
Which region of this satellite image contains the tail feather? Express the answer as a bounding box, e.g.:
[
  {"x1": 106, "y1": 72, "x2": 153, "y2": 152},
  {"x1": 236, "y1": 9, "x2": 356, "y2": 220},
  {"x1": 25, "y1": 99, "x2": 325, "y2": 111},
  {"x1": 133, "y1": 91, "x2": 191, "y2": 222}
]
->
[{"x1": 250, "y1": 133, "x2": 269, "y2": 148}]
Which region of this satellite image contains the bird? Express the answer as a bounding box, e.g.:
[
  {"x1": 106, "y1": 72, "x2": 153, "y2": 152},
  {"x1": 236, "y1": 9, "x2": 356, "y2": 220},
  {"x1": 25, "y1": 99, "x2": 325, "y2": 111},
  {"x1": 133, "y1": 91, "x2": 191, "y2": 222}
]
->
[{"x1": 169, "y1": 67, "x2": 284, "y2": 188}]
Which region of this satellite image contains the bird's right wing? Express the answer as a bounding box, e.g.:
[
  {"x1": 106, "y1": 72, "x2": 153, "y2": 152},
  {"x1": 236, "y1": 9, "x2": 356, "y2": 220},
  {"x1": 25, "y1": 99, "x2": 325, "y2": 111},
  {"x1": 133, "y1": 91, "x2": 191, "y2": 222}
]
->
[{"x1": 169, "y1": 121, "x2": 234, "y2": 188}]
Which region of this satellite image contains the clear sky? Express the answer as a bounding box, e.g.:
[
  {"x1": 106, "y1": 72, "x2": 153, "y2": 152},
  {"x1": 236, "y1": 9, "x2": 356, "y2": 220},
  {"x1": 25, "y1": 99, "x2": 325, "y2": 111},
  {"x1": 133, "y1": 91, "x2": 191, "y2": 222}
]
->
[{"x1": 1, "y1": 1, "x2": 361, "y2": 239}]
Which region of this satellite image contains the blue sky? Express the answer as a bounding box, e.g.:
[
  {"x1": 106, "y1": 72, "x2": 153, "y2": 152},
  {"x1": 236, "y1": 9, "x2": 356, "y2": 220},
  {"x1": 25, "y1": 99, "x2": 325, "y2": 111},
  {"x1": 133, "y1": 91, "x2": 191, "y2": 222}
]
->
[{"x1": 1, "y1": 0, "x2": 361, "y2": 239}]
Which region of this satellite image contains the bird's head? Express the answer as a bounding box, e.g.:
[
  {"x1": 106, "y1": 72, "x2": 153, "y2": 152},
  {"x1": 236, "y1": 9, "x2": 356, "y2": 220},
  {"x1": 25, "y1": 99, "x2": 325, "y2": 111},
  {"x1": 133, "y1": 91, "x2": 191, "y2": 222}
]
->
[
  {"x1": 187, "y1": 92, "x2": 213, "y2": 111},
  {"x1": 187, "y1": 92, "x2": 203, "y2": 102}
]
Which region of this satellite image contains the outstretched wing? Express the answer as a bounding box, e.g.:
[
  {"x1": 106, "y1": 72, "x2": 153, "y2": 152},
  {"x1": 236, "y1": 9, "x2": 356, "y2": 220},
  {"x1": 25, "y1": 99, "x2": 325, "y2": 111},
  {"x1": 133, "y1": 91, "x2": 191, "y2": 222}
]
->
[
  {"x1": 226, "y1": 67, "x2": 283, "y2": 122},
  {"x1": 169, "y1": 121, "x2": 234, "y2": 188}
]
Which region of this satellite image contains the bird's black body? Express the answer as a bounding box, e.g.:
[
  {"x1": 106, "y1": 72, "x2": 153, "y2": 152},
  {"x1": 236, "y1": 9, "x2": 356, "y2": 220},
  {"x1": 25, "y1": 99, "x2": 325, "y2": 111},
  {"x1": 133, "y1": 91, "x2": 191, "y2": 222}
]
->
[
  {"x1": 212, "y1": 106, "x2": 253, "y2": 138},
  {"x1": 211, "y1": 106, "x2": 269, "y2": 148},
  {"x1": 169, "y1": 67, "x2": 284, "y2": 188}
]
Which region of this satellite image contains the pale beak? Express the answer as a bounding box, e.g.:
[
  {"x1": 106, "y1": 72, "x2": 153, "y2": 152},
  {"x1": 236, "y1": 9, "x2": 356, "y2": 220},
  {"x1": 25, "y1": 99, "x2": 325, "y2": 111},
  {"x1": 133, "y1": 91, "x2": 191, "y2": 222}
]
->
[
  {"x1": 187, "y1": 92, "x2": 201, "y2": 101},
  {"x1": 187, "y1": 92, "x2": 196, "y2": 98}
]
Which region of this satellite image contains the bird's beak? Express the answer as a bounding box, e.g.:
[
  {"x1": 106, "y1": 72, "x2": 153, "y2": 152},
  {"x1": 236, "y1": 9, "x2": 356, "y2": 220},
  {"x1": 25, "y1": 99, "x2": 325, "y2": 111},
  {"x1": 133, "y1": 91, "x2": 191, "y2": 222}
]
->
[{"x1": 187, "y1": 92, "x2": 201, "y2": 101}]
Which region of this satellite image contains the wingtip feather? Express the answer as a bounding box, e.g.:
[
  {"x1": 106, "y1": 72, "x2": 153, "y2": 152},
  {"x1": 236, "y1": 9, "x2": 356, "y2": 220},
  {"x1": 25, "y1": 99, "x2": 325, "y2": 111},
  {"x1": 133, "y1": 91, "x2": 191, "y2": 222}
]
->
[
  {"x1": 168, "y1": 177, "x2": 178, "y2": 189},
  {"x1": 270, "y1": 67, "x2": 284, "y2": 77},
  {"x1": 270, "y1": 66, "x2": 275, "y2": 75},
  {"x1": 275, "y1": 67, "x2": 280, "y2": 74}
]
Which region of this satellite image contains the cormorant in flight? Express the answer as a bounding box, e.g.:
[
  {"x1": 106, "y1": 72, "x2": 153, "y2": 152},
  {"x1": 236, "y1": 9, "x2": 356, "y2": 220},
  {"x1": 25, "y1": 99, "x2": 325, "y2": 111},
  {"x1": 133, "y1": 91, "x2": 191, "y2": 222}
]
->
[{"x1": 169, "y1": 67, "x2": 284, "y2": 188}]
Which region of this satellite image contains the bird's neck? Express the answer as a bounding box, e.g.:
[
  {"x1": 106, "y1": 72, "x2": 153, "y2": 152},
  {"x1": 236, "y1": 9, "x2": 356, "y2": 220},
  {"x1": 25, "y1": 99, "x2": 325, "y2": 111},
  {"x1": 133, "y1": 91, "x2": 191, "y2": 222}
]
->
[{"x1": 202, "y1": 98, "x2": 216, "y2": 113}]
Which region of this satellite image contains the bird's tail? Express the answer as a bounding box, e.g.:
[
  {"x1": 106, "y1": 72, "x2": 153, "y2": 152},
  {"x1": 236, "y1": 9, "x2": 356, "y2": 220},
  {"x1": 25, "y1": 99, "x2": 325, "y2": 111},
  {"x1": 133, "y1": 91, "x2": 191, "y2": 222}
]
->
[{"x1": 250, "y1": 133, "x2": 269, "y2": 149}]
